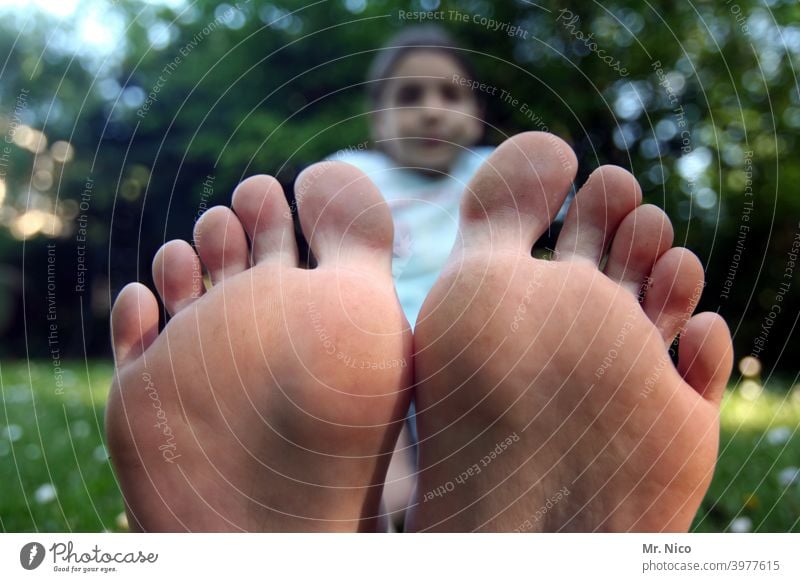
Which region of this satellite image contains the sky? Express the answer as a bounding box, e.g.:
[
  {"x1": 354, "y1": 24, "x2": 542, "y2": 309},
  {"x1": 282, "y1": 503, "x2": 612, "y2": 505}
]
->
[{"x1": 0, "y1": 0, "x2": 189, "y2": 69}]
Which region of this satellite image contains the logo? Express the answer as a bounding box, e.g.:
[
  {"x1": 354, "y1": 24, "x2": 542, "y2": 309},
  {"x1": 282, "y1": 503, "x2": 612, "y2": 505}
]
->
[{"x1": 20, "y1": 542, "x2": 46, "y2": 570}]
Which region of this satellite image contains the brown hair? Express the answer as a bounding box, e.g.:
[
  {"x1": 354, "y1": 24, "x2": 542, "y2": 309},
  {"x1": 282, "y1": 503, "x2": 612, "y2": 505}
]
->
[{"x1": 366, "y1": 25, "x2": 482, "y2": 109}]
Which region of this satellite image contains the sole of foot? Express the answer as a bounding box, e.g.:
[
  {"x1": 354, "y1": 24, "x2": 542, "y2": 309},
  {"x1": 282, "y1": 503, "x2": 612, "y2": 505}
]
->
[
  {"x1": 106, "y1": 162, "x2": 412, "y2": 531},
  {"x1": 407, "y1": 132, "x2": 733, "y2": 532}
]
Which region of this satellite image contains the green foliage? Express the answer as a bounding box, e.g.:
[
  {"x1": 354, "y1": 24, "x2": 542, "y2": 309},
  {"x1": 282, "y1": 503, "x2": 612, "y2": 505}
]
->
[{"x1": 0, "y1": 0, "x2": 797, "y2": 371}]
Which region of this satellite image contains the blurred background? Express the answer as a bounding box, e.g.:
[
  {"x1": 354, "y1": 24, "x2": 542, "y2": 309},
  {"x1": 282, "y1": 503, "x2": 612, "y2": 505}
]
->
[{"x1": 0, "y1": 0, "x2": 798, "y2": 532}]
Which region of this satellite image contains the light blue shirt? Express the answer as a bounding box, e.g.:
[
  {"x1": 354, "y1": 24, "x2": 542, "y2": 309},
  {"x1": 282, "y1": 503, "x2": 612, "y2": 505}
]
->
[{"x1": 329, "y1": 146, "x2": 494, "y2": 327}]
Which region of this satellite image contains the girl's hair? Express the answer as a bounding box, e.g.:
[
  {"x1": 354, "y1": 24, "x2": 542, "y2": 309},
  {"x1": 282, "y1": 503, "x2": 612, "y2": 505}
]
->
[{"x1": 366, "y1": 25, "x2": 481, "y2": 108}]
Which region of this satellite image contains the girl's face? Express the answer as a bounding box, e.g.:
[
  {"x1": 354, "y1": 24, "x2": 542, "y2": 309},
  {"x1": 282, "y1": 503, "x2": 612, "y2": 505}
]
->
[{"x1": 373, "y1": 50, "x2": 483, "y2": 175}]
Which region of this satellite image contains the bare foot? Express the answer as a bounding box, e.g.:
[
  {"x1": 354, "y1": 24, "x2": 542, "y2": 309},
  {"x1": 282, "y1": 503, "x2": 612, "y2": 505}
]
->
[
  {"x1": 106, "y1": 162, "x2": 412, "y2": 531},
  {"x1": 407, "y1": 132, "x2": 733, "y2": 532}
]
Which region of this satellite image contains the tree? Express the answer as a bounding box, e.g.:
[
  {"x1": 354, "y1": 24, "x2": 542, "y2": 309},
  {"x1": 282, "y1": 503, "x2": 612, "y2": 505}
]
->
[{"x1": 0, "y1": 0, "x2": 797, "y2": 377}]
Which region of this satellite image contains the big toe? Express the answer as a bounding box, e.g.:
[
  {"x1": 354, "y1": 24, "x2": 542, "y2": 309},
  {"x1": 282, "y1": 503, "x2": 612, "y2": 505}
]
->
[
  {"x1": 459, "y1": 131, "x2": 578, "y2": 253},
  {"x1": 294, "y1": 160, "x2": 394, "y2": 274}
]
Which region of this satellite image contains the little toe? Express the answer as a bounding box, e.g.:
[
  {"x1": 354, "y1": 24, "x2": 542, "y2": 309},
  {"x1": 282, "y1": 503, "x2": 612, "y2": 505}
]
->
[
  {"x1": 152, "y1": 240, "x2": 204, "y2": 316},
  {"x1": 460, "y1": 131, "x2": 578, "y2": 252},
  {"x1": 295, "y1": 160, "x2": 394, "y2": 274},
  {"x1": 111, "y1": 283, "x2": 159, "y2": 368},
  {"x1": 194, "y1": 206, "x2": 249, "y2": 284},
  {"x1": 605, "y1": 204, "x2": 674, "y2": 296},
  {"x1": 231, "y1": 174, "x2": 298, "y2": 267},
  {"x1": 678, "y1": 312, "x2": 733, "y2": 404},
  {"x1": 642, "y1": 247, "x2": 705, "y2": 345},
  {"x1": 555, "y1": 165, "x2": 642, "y2": 266}
]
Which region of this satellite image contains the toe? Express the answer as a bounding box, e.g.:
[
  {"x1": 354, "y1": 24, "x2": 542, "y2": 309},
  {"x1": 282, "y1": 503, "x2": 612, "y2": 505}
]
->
[
  {"x1": 642, "y1": 247, "x2": 705, "y2": 345},
  {"x1": 295, "y1": 160, "x2": 393, "y2": 273},
  {"x1": 605, "y1": 204, "x2": 674, "y2": 296},
  {"x1": 678, "y1": 312, "x2": 733, "y2": 404},
  {"x1": 460, "y1": 131, "x2": 578, "y2": 252},
  {"x1": 152, "y1": 240, "x2": 204, "y2": 316},
  {"x1": 232, "y1": 174, "x2": 298, "y2": 267},
  {"x1": 555, "y1": 165, "x2": 642, "y2": 266},
  {"x1": 194, "y1": 206, "x2": 249, "y2": 284},
  {"x1": 111, "y1": 283, "x2": 159, "y2": 368}
]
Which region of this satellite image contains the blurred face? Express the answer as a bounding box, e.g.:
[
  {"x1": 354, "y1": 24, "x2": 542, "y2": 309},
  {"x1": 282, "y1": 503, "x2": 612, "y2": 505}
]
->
[{"x1": 373, "y1": 50, "x2": 483, "y2": 175}]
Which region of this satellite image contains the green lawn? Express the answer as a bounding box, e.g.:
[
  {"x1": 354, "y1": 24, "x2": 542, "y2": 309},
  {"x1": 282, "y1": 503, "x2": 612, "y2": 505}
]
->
[
  {"x1": 694, "y1": 382, "x2": 800, "y2": 532},
  {"x1": 1, "y1": 361, "x2": 798, "y2": 532},
  {"x1": 0, "y1": 360, "x2": 121, "y2": 532}
]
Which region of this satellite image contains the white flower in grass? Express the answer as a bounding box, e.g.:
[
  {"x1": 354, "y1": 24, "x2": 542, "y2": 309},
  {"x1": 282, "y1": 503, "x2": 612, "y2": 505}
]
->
[
  {"x1": 115, "y1": 512, "x2": 129, "y2": 530},
  {"x1": 778, "y1": 467, "x2": 800, "y2": 488},
  {"x1": 4, "y1": 424, "x2": 23, "y2": 442},
  {"x1": 34, "y1": 483, "x2": 57, "y2": 504},
  {"x1": 70, "y1": 420, "x2": 90, "y2": 439},
  {"x1": 93, "y1": 445, "x2": 109, "y2": 462},
  {"x1": 729, "y1": 517, "x2": 752, "y2": 533},
  {"x1": 6, "y1": 385, "x2": 31, "y2": 403},
  {"x1": 766, "y1": 426, "x2": 792, "y2": 446},
  {"x1": 61, "y1": 369, "x2": 77, "y2": 388}
]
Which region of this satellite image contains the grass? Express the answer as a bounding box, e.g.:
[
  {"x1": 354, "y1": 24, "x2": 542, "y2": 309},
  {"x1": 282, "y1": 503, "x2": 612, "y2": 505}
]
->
[
  {"x1": 1, "y1": 360, "x2": 799, "y2": 532},
  {"x1": 693, "y1": 383, "x2": 800, "y2": 532},
  {"x1": 0, "y1": 360, "x2": 121, "y2": 532}
]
